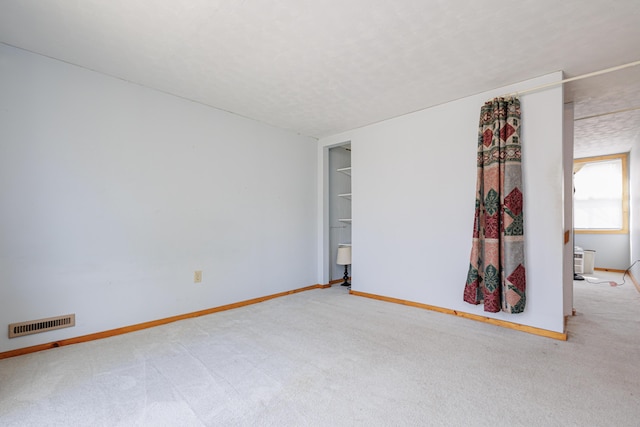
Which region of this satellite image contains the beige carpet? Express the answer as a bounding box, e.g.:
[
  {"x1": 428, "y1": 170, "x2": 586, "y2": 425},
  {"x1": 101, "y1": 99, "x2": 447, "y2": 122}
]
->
[{"x1": 0, "y1": 272, "x2": 638, "y2": 426}]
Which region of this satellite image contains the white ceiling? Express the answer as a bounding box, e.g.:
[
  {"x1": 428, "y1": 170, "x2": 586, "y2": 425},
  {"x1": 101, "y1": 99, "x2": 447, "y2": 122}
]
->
[{"x1": 1, "y1": 0, "x2": 639, "y2": 155}]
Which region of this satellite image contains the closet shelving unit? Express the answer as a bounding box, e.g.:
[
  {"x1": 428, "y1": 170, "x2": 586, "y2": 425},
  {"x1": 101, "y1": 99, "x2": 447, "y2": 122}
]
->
[
  {"x1": 337, "y1": 166, "x2": 352, "y2": 224},
  {"x1": 336, "y1": 166, "x2": 351, "y2": 176}
]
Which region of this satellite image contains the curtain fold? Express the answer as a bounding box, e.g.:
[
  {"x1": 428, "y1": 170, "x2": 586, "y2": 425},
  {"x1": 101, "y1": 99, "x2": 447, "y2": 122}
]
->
[{"x1": 463, "y1": 97, "x2": 526, "y2": 314}]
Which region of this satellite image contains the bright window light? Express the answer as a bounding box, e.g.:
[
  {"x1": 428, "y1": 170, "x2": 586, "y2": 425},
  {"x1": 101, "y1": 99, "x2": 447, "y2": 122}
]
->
[{"x1": 574, "y1": 154, "x2": 627, "y2": 232}]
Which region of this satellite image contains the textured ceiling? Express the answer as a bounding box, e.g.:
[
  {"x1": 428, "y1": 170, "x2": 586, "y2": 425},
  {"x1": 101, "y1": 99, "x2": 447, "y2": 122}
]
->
[
  {"x1": 0, "y1": 0, "x2": 639, "y2": 155},
  {"x1": 568, "y1": 65, "x2": 640, "y2": 158}
]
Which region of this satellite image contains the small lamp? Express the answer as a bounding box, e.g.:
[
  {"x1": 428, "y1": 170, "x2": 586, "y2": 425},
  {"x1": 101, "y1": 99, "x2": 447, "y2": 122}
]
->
[{"x1": 336, "y1": 245, "x2": 352, "y2": 287}]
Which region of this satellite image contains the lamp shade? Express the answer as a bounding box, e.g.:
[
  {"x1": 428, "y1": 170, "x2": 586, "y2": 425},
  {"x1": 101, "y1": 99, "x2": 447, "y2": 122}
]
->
[{"x1": 336, "y1": 246, "x2": 352, "y2": 265}]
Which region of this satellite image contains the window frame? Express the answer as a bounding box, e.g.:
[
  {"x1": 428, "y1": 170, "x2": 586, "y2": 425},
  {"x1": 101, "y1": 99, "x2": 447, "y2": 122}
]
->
[{"x1": 573, "y1": 153, "x2": 629, "y2": 234}]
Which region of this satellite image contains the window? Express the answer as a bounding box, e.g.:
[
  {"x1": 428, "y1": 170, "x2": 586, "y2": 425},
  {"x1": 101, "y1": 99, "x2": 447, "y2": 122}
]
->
[{"x1": 573, "y1": 153, "x2": 628, "y2": 234}]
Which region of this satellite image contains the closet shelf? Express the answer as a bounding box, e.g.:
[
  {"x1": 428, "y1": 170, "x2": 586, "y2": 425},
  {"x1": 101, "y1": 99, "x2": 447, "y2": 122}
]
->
[{"x1": 337, "y1": 167, "x2": 351, "y2": 176}]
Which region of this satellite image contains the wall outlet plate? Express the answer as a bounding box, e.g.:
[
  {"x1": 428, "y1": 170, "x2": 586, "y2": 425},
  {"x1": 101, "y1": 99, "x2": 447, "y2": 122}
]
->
[{"x1": 194, "y1": 270, "x2": 202, "y2": 283}]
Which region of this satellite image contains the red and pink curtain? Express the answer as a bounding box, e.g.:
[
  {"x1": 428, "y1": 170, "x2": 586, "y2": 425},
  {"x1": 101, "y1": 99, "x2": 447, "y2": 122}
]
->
[{"x1": 463, "y1": 97, "x2": 526, "y2": 313}]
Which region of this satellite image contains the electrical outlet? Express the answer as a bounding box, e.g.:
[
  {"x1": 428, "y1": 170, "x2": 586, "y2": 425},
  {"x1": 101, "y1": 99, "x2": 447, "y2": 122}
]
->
[{"x1": 194, "y1": 270, "x2": 202, "y2": 283}]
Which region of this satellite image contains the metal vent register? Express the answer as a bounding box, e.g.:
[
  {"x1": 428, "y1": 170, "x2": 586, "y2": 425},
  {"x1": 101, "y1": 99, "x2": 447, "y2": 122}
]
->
[{"x1": 8, "y1": 314, "x2": 75, "y2": 338}]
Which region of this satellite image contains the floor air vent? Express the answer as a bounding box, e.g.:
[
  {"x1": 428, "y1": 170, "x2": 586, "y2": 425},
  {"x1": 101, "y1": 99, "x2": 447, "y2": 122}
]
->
[{"x1": 8, "y1": 314, "x2": 75, "y2": 338}]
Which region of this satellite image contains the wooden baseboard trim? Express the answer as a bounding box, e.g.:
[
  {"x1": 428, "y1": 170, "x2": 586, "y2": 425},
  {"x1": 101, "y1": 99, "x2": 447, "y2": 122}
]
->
[
  {"x1": 594, "y1": 267, "x2": 626, "y2": 273},
  {"x1": 0, "y1": 284, "x2": 324, "y2": 360},
  {"x1": 349, "y1": 290, "x2": 568, "y2": 341}
]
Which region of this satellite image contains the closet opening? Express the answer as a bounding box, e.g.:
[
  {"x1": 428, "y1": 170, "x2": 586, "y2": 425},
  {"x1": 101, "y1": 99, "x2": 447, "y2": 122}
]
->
[{"x1": 328, "y1": 143, "x2": 352, "y2": 284}]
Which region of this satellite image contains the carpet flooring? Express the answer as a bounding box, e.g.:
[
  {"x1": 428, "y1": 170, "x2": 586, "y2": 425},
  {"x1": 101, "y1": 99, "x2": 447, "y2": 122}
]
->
[{"x1": 1, "y1": 271, "x2": 638, "y2": 426}]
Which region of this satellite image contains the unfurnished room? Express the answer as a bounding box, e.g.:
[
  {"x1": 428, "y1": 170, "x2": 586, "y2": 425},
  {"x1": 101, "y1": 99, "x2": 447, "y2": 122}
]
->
[{"x1": 1, "y1": 1, "x2": 639, "y2": 425}]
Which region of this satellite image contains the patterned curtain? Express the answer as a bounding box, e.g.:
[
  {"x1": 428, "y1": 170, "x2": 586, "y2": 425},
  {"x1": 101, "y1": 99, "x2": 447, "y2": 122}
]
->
[{"x1": 463, "y1": 97, "x2": 526, "y2": 313}]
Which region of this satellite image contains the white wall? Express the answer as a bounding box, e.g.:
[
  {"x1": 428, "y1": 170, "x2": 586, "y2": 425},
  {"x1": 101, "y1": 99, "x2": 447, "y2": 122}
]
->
[
  {"x1": 574, "y1": 234, "x2": 630, "y2": 270},
  {"x1": 319, "y1": 72, "x2": 566, "y2": 333},
  {"x1": 630, "y1": 145, "x2": 640, "y2": 279},
  {"x1": 0, "y1": 44, "x2": 317, "y2": 352},
  {"x1": 563, "y1": 102, "x2": 574, "y2": 316}
]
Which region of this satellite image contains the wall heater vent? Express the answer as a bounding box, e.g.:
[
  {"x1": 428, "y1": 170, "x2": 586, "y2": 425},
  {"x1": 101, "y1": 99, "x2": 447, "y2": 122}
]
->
[{"x1": 8, "y1": 314, "x2": 75, "y2": 338}]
